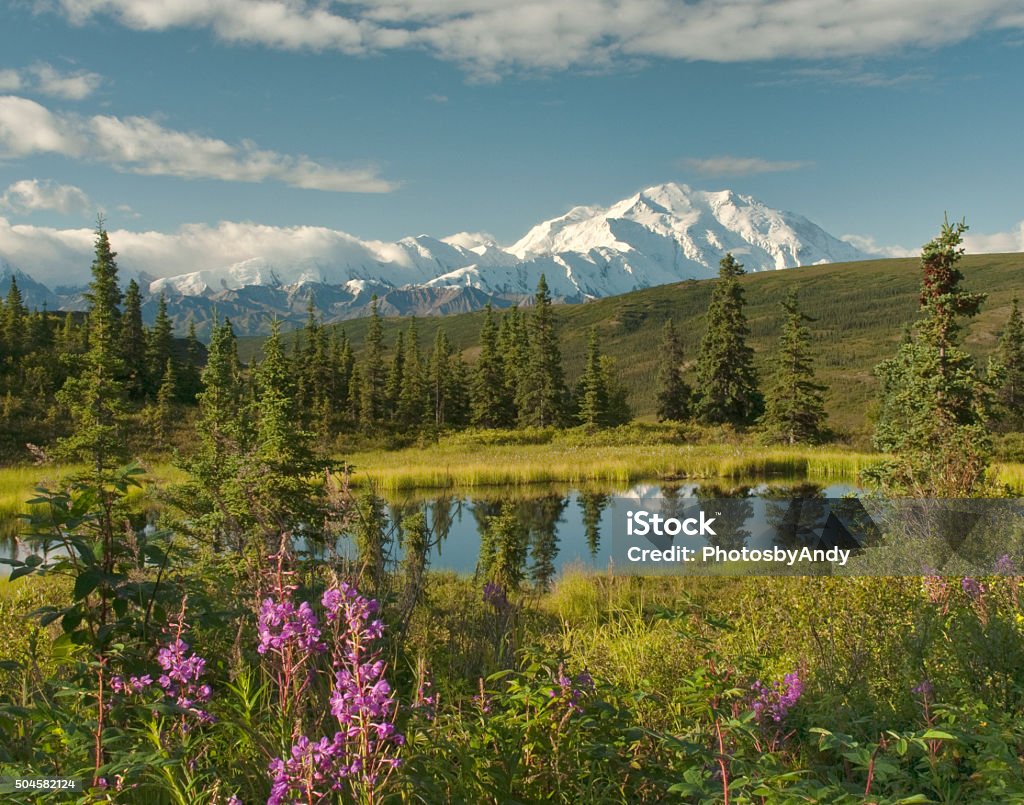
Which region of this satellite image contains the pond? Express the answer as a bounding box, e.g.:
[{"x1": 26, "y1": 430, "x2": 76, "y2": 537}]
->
[{"x1": 0, "y1": 480, "x2": 859, "y2": 581}]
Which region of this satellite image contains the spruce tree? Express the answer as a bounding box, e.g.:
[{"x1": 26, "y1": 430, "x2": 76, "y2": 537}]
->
[
  {"x1": 655, "y1": 319, "x2": 691, "y2": 422},
  {"x1": 151, "y1": 357, "x2": 178, "y2": 447},
  {"x1": 120, "y1": 278, "x2": 147, "y2": 399},
  {"x1": 386, "y1": 330, "x2": 406, "y2": 423},
  {"x1": 869, "y1": 218, "x2": 992, "y2": 496},
  {"x1": 471, "y1": 303, "x2": 514, "y2": 428},
  {"x1": 248, "y1": 320, "x2": 325, "y2": 541},
  {"x1": 146, "y1": 292, "x2": 174, "y2": 397},
  {"x1": 601, "y1": 355, "x2": 632, "y2": 426},
  {"x1": 427, "y1": 328, "x2": 468, "y2": 428},
  {"x1": 578, "y1": 327, "x2": 610, "y2": 427},
  {"x1": 2, "y1": 275, "x2": 26, "y2": 361},
  {"x1": 177, "y1": 319, "x2": 203, "y2": 404},
  {"x1": 55, "y1": 224, "x2": 129, "y2": 473},
  {"x1": 760, "y1": 289, "x2": 827, "y2": 444},
  {"x1": 498, "y1": 306, "x2": 529, "y2": 420},
  {"x1": 85, "y1": 221, "x2": 123, "y2": 333},
  {"x1": 358, "y1": 296, "x2": 387, "y2": 429},
  {"x1": 398, "y1": 318, "x2": 426, "y2": 429},
  {"x1": 694, "y1": 254, "x2": 760, "y2": 425},
  {"x1": 333, "y1": 329, "x2": 355, "y2": 422},
  {"x1": 516, "y1": 275, "x2": 567, "y2": 428},
  {"x1": 994, "y1": 298, "x2": 1024, "y2": 432}
]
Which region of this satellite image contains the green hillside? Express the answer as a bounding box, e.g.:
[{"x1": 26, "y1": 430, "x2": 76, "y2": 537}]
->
[{"x1": 237, "y1": 253, "x2": 1024, "y2": 436}]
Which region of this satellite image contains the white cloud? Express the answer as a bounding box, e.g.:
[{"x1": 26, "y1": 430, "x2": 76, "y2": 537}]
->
[
  {"x1": 442, "y1": 231, "x2": 496, "y2": 249},
  {"x1": 843, "y1": 223, "x2": 1024, "y2": 258},
  {"x1": 0, "y1": 63, "x2": 103, "y2": 99},
  {"x1": 0, "y1": 217, "x2": 387, "y2": 287},
  {"x1": 44, "y1": 0, "x2": 1024, "y2": 76},
  {"x1": 0, "y1": 70, "x2": 23, "y2": 92},
  {"x1": 28, "y1": 63, "x2": 104, "y2": 100},
  {"x1": 682, "y1": 156, "x2": 811, "y2": 177},
  {"x1": 0, "y1": 95, "x2": 396, "y2": 192},
  {"x1": 840, "y1": 234, "x2": 917, "y2": 258},
  {"x1": 964, "y1": 221, "x2": 1024, "y2": 253},
  {"x1": 1, "y1": 179, "x2": 94, "y2": 215}
]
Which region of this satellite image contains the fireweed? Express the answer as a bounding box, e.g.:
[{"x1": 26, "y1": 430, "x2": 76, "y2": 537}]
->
[
  {"x1": 750, "y1": 671, "x2": 803, "y2": 724},
  {"x1": 110, "y1": 606, "x2": 213, "y2": 727},
  {"x1": 266, "y1": 581, "x2": 404, "y2": 805},
  {"x1": 259, "y1": 548, "x2": 328, "y2": 713}
]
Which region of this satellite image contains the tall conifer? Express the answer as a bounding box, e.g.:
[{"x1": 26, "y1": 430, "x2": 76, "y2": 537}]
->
[
  {"x1": 56, "y1": 224, "x2": 128, "y2": 473},
  {"x1": 694, "y1": 254, "x2": 760, "y2": 425},
  {"x1": 398, "y1": 318, "x2": 426, "y2": 428},
  {"x1": 120, "y1": 278, "x2": 146, "y2": 399},
  {"x1": 655, "y1": 319, "x2": 691, "y2": 422},
  {"x1": 471, "y1": 303, "x2": 514, "y2": 428},
  {"x1": 869, "y1": 218, "x2": 992, "y2": 496},
  {"x1": 516, "y1": 275, "x2": 567, "y2": 427},
  {"x1": 358, "y1": 296, "x2": 387, "y2": 429},
  {"x1": 578, "y1": 327, "x2": 610, "y2": 427},
  {"x1": 760, "y1": 289, "x2": 827, "y2": 444},
  {"x1": 146, "y1": 292, "x2": 174, "y2": 397},
  {"x1": 994, "y1": 298, "x2": 1024, "y2": 432}
]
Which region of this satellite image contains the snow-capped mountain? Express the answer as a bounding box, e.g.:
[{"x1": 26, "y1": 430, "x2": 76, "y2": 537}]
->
[{"x1": 0, "y1": 183, "x2": 870, "y2": 337}]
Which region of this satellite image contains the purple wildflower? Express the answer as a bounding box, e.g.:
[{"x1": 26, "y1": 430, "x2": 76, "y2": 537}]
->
[
  {"x1": 414, "y1": 659, "x2": 437, "y2": 719},
  {"x1": 994, "y1": 554, "x2": 1017, "y2": 575},
  {"x1": 258, "y1": 598, "x2": 326, "y2": 656},
  {"x1": 156, "y1": 637, "x2": 213, "y2": 723},
  {"x1": 473, "y1": 677, "x2": 492, "y2": 715},
  {"x1": 961, "y1": 577, "x2": 983, "y2": 601},
  {"x1": 267, "y1": 582, "x2": 403, "y2": 803},
  {"x1": 483, "y1": 581, "x2": 511, "y2": 614},
  {"x1": 750, "y1": 671, "x2": 803, "y2": 724},
  {"x1": 550, "y1": 663, "x2": 595, "y2": 715},
  {"x1": 912, "y1": 679, "x2": 934, "y2": 701},
  {"x1": 110, "y1": 674, "x2": 153, "y2": 695},
  {"x1": 267, "y1": 733, "x2": 350, "y2": 805}
]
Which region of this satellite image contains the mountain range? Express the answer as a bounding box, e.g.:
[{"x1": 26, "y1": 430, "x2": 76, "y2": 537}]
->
[{"x1": 0, "y1": 183, "x2": 868, "y2": 337}]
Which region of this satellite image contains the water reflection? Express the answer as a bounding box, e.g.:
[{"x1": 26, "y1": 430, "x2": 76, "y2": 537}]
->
[{"x1": 3, "y1": 480, "x2": 860, "y2": 583}]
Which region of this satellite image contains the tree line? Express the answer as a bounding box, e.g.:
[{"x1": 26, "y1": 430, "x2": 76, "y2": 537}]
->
[{"x1": 1, "y1": 223, "x2": 1022, "y2": 463}]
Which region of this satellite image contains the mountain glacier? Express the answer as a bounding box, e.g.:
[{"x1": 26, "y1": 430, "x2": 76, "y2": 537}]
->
[{"x1": 1, "y1": 183, "x2": 869, "y2": 336}]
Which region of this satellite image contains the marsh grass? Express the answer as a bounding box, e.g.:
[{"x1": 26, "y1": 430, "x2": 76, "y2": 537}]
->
[
  {"x1": 342, "y1": 442, "x2": 881, "y2": 491},
  {"x1": 0, "y1": 462, "x2": 187, "y2": 546}
]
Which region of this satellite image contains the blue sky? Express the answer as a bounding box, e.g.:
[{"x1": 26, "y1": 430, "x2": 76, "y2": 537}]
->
[{"x1": 1, "y1": 0, "x2": 1022, "y2": 284}]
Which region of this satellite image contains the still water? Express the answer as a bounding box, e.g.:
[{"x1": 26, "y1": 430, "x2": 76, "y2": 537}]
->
[{"x1": 1, "y1": 481, "x2": 858, "y2": 582}]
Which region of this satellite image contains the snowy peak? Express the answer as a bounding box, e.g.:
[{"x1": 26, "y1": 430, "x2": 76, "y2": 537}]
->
[
  {"x1": 509, "y1": 182, "x2": 864, "y2": 273},
  {"x1": 0, "y1": 183, "x2": 872, "y2": 335}
]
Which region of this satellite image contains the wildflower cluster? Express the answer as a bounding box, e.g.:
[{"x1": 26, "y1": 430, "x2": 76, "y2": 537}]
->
[
  {"x1": 266, "y1": 582, "x2": 404, "y2": 803},
  {"x1": 109, "y1": 607, "x2": 213, "y2": 726},
  {"x1": 961, "y1": 577, "x2": 983, "y2": 601},
  {"x1": 156, "y1": 637, "x2": 213, "y2": 723},
  {"x1": 483, "y1": 580, "x2": 511, "y2": 615},
  {"x1": 551, "y1": 663, "x2": 595, "y2": 715},
  {"x1": 110, "y1": 674, "x2": 152, "y2": 696},
  {"x1": 268, "y1": 734, "x2": 354, "y2": 805},
  {"x1": 750, "y1": 671, "x2": 803, "y2": 724},
  {"x1": 258, "y1": 597, "x2": 326, "y2": 655},
  {"x1": 922, "y1": 573, "x2": 950, "y2": 607}
]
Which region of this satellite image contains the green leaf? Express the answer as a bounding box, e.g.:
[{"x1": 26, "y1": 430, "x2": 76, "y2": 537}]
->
[
  {"x1": 8, "y1": 564, "x2": 37, "y2": 581},
  {"x1": 73, "y1": 568, "x2": 103, "y2": 600},
  {"x1": 921, "y1": 729, "x2": 956, "y2": 740}
]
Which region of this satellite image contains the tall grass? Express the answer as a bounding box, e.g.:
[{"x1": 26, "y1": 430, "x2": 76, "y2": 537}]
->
[
  {"x1": 0, "y1": 462, "x2": 188, "y2": 545},
  {"x1": 342, "y1": 442, "x2": 879, "y2": 491}
]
